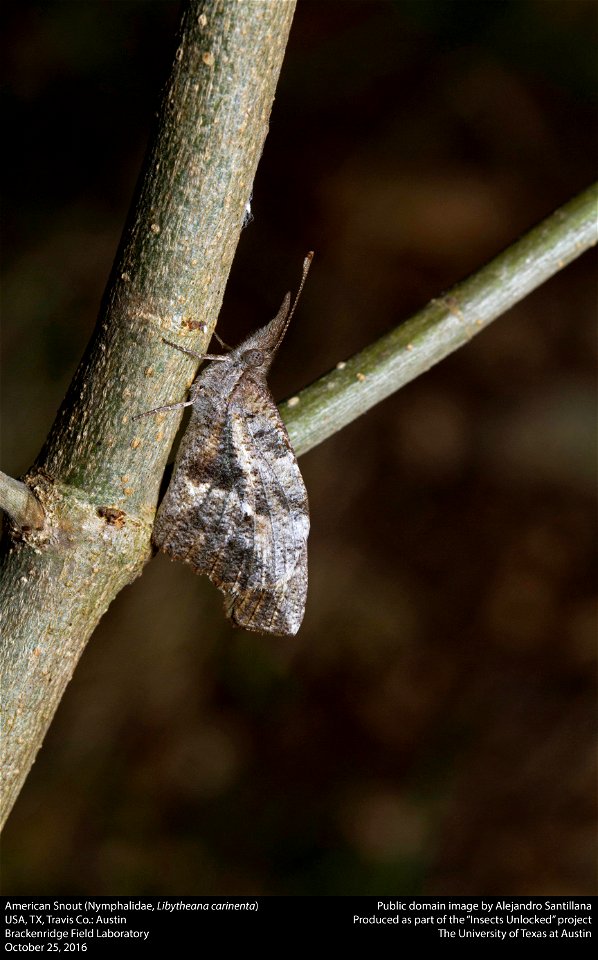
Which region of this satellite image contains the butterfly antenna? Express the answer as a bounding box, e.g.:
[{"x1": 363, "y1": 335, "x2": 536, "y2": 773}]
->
[{"x1": 275, "y1": 251, "x2": 314, "y2": 350}]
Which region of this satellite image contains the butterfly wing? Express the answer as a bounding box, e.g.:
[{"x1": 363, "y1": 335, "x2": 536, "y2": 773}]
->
[
  {"x1": 152, "y1": 378, "x2": 246, "y2": 567},
  {"x1": 220, "y1": 380, "x2": 309, "y2": 636},
  {"x1": 153, "y1": 376, "x2": 309, "y2": 638}
]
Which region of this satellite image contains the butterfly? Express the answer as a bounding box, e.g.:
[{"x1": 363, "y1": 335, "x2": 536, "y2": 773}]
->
[{"x1": 142, "y1": 253, "x2": 313, "y2": 637}]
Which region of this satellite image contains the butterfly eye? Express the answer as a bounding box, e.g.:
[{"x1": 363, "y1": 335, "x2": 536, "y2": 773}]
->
[{"x1": 242, "y1": 348, "x2": 264, "y2": 367}]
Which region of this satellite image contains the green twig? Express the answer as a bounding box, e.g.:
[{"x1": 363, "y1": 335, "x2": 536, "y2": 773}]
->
[{"x1": 282, "y1": 183, "x2": 598, "y2": 455}]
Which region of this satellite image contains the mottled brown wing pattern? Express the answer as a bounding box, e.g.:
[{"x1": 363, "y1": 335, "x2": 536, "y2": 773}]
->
[
  {"x1": 151, "y1": 252, "x2": 313, "y2": 638},
  {"x1": 221, "y1": 382, "x2": 309, "y2": 636},
  {"x1": 153, "y1": 377, "x2": 309, "y2": 637},
  {"x1": 151, "y1": 382, "x2": 244, "y2": 564}
]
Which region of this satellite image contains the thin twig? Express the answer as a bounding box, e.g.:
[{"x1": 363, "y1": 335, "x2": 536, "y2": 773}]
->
[{"x1": 282, "y1": 182, "x2": 598, "y2": 455}]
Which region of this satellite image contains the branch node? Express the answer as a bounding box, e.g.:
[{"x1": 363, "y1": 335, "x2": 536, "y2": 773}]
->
[{"x1": 0, "y1": 471, "x2": 45, "y2": 531}]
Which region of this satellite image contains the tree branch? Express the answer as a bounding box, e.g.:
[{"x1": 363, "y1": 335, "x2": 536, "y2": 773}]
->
[
  {"x1": 1, "y1": 0, "x2": 595, "y2": 832},
  {"x1": 0, "y1": 0, "x2": 297, "y2": 830},
  {"x1": 281, "y1": 182, "x2": 598, "y2": 455}
]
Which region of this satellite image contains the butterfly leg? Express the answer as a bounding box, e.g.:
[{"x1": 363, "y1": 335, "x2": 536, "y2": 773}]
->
[
  {"x1": 212, "y1": 331, "x2": 233, "y2": 351},
  {"x1": 132, "y1": 399, "x2": 195, "y2": 421},
  {"x1": 162, "y1": 338, "x2": 227, "y2": 362}
]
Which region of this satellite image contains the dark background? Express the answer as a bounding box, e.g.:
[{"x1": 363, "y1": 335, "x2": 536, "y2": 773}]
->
[{"x1": 2, "y1": 0, "x2": 596, "y2": 895}]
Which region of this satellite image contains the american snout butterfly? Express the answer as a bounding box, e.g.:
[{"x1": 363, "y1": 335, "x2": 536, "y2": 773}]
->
[{"x1": 138, "y1": 253, "x2": 313, "y2": 637}]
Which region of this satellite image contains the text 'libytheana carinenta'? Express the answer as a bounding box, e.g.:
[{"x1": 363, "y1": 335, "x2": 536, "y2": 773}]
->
[{"x1": 146, "y1": 254, "x2": 313, "y2": 637}]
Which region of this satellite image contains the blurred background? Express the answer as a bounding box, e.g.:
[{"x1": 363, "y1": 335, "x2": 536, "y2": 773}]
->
[{"x1": 1, "y1": 0, "x2": 596, "y2": 895}]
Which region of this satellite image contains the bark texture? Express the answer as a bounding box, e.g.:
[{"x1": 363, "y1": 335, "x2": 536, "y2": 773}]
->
[{"x1": 0, "y1": 0, "x2": 297, "y2": 829}]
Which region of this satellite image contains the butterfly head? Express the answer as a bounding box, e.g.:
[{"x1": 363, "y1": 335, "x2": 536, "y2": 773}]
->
[{"x1": 241, "y1": 348, "x2": 266, "y2": 368}]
